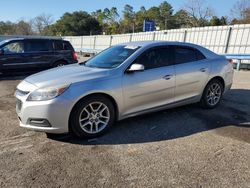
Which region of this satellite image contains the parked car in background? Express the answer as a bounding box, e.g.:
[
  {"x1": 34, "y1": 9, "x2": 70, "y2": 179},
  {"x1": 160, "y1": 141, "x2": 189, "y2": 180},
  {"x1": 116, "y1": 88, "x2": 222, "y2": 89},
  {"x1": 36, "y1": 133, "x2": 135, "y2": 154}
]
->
[
  {"x1": 15, "y1": 41, "x2": 233, "y2": 138},
  {"x1": 0, "y1": 38, "x2": 78, "y2": 74}
]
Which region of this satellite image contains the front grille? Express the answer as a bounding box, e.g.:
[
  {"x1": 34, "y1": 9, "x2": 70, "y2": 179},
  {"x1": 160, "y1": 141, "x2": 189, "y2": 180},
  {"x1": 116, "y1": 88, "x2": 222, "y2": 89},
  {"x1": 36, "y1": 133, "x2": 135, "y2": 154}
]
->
[{"x1": 16, "y1": 99, "x2": 22, "y2": 112}]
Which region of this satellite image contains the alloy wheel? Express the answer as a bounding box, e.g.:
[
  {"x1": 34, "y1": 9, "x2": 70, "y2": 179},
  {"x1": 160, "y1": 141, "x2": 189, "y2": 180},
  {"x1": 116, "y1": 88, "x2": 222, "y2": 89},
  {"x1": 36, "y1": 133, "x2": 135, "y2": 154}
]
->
[
  {"x1": 78, "y1": 102, "x2": 110, "y2": 134},
  {"x1": 206, "y1": 83, "x2": 222, "y2": 106}
]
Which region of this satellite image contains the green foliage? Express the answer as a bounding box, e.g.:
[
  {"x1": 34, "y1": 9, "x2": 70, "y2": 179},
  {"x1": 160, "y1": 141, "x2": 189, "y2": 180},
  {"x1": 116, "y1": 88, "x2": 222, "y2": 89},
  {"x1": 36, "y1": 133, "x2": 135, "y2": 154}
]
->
[
  {"x1": 0, "y1": 21, "x2": 16, "y2": 35},
  {"x1": 0, "y1": 20, "x2": 33, "y2": 35},
  {"x1": 48, "y1": 11, "x2": 102, "y2": 36},
  {"x1": 173, "y1": 9, "x2": 192, "y2": 28},
  {"x1": 92, "y1": 7, "x2": 119, "y2": 34},
  {"x1": 121, "y1": 4, "x2": 135, "y2": 33},
  {"x1": 0, "y1": 0, "x2": 249, "y2": 36}
]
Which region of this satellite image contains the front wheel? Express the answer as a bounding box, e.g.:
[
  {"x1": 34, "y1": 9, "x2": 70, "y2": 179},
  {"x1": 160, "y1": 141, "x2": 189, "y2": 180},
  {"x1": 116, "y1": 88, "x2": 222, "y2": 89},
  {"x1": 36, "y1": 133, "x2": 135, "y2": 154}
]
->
[
  {"x1": 200, "y1": 79, "x2": 223, "y2": 109},
  {"x1": 70, "y1": 96, "x2": 115, "y2": 138}
]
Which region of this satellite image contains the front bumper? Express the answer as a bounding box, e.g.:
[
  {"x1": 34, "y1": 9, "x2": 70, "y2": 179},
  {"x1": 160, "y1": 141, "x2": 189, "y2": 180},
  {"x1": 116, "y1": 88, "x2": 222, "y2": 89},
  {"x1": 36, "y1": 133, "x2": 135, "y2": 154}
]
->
[
  {"x1": 16, "y1": 98, "x2": 71, "y2": 134},
  {"x1": 16, "y1": 88, "x2": 72, "y2": 134},
  {"x1": 19, "y1": 121, "x2": 65, "y2": 134}
]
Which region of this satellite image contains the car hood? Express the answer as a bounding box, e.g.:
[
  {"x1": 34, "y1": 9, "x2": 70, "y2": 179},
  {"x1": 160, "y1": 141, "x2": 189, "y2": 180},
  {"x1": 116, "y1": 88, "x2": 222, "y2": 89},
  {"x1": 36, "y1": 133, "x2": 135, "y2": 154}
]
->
[{"x1": 25, "y1": 64, "x2": 111, "y2": 88}]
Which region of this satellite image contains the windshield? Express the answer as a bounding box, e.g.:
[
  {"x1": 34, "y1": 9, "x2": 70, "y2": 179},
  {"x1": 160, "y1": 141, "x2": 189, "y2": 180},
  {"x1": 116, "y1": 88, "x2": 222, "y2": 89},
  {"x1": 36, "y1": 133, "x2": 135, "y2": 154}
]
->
[
  {"x1": 85, "y1": 45, "x2": 140, "y2": 69},
  {"x1": 0, "y1": 40, "x2": 7, "y2": 47}
]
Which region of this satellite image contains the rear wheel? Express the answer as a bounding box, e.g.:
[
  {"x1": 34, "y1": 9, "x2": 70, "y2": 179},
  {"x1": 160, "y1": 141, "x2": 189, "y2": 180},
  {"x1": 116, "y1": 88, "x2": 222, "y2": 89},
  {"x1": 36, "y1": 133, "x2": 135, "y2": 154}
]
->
[
  {"x1": 200, "y1": 79, "x2": 223, "y2": 109},
  {"x1": 70, "y1": 96, "x2": 115, "y2": 138},
  {"x1": 53, "y1": 61, "x2": 66, "y2": 67}
]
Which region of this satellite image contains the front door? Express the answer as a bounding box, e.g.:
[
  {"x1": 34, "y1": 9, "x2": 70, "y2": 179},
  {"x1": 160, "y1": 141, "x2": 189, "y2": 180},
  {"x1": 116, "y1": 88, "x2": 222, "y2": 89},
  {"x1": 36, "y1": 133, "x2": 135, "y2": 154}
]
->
[
  {"x1": 122, "y1": 46, "x2": 175, "y2": 116},
  {"x1": 0, "y1": 40, "x2": 26, "y2": 73}
]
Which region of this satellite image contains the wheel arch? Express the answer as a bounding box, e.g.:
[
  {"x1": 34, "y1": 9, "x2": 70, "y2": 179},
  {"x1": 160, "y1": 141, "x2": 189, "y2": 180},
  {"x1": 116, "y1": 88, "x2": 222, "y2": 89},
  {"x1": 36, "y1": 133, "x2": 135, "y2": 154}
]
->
[
  {"x1": 52, "y1": 59, "x2": 69, "y2": 66},
  {"x1": 206, "y1": 76, "x2": 225, "y2": 91},
  {"x1": 68, "y1": 92, "x2": 119, "y2": 131}
]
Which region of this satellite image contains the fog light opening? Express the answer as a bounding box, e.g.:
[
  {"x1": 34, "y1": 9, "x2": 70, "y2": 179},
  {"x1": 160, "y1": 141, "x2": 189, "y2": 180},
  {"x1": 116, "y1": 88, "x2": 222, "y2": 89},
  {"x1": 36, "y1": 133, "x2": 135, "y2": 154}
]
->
[{"x1": 28, "y1": 118, "x2": 52, "y2": 127}]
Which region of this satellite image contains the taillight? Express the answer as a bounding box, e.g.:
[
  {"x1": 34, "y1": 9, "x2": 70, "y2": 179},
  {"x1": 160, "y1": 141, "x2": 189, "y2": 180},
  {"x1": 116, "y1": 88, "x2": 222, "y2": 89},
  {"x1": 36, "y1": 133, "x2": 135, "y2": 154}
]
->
[
  {"x1": 227, "y1": 59, "x2": 233, "y2": 64},
  {"x1": 72, "y1": 52, "x2": 78, "y2": 61}
]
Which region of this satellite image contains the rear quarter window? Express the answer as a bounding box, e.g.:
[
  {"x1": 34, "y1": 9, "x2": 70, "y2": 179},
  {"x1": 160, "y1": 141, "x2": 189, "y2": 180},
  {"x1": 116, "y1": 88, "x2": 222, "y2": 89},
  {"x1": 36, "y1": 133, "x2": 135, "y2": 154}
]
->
[
  {"x1": 53, "y1": 40, "x2": 73, "y2": 51},
  {"x1": 63, "y1": 42, "x2": 73, "y2": 50},
  {"x1": 174, "y1": 46, "x2": 206, "y2": 64}
]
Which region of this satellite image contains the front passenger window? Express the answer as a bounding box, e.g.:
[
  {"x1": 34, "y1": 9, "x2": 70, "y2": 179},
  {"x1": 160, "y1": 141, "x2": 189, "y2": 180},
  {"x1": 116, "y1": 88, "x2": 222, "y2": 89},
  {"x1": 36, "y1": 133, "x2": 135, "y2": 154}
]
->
[
  {"x1": 2, "y1": 42, "x2": 24, "y2": 54},
  {"x1": 135, "y1": 47, "x2": 173, "y2": 69}
]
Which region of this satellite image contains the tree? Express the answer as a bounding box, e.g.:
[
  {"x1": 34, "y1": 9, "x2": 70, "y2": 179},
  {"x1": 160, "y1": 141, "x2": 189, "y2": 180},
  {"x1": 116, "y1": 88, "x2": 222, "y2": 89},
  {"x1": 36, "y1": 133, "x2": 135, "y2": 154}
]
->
[
  {"x1": 220, "y1": 16, "x2": 228, "y2": 25},
  {"x1": 139, "y1": 2, "x2": 174, "y2": 31},
  {"x1": 174, "y1": 9, "x2": 193, "y2": 28},
  {"x1": 15, "y1": 20, "x2": 33, "y2": 35},
  {"x1": 0, "y1": 21, "x2": 16, "y2": 35},
  {"x1": 0, "y1": 20, "x2": 34, "y2": 35},
  {"x1": 159, "y1": 1, "x2": 174, "y2": 29},
  {"x1": 209, "y1": 16, "x2": 228, "y2": 26},
  {"x1": 92, "y1": 9, "x2": 105, "y2": 24},
  {"x1": 231, "y1": 0, "x2": 250, "y2": 24},
  {"x1": 92, "y1": 7, "x2": 120, "y2": 34},
  {"x1": 109, "y1": 7, "x2": 120, "y2": 23},
  {"x1": 146, "y1": 7, "x2": 161, "y2": 28},
  {"x1": 49, "y1": 11, "x2": 102, "y2": 36},
  {"x1": 32, "y1": 14, "x2": 53, "y2": 35},
  {"x1": 134, "y1": 6, "x2": 148, "y2": 32},
  {"x1": 183, "y1": 0, "x2": 214, "y2": 27},
  {"x1": 210, "y1": 16, "x2": 222, "y2": 26},
  {"x1": 121, "y1": 4, "x2": 135, "y2": 33}
]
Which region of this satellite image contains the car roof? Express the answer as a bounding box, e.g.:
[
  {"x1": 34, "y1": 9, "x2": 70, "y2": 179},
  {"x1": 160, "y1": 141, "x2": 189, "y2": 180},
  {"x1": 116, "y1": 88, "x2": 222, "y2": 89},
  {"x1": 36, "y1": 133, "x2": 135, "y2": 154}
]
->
[
  {"x1": 120, "y1": 41, "x2": 199, "y2": 48},
  {"x1": 120, "y1": 41, "x2": 218, "y2": 58},
  {"x1": 1, "y1": 37, "x2": 64, "y2": 43}
]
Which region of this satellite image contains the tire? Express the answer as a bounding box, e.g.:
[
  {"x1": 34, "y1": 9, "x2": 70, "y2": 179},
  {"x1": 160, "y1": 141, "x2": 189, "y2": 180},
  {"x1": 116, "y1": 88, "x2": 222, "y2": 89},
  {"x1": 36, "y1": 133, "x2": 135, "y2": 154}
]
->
[
  {"x1": 53, "y1": 61, "x2": 67, "y2": 67},
  {"x1": 70, "y1": 95, "x2": 115, "y2": 138},
  {"x1": 200, "y1": 79, "x2": 224, "y2": 109}
]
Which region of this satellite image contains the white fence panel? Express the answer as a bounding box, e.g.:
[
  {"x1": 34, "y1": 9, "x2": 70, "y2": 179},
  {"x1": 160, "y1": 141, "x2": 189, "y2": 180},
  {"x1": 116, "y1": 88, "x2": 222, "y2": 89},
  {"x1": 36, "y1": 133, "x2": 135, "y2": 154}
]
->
[
  {"x1": 1, "y1": 24, "x2": 249, "y2": 55},
  {"x1": 95, "y1": 35, "x2": 111, "y2": 50},
  {"x1": 112, "y1": 34, "x2": 131, "y2": 45},
  {"x1": 132, "y1": 32, "x2": 154, "y2": 41}
]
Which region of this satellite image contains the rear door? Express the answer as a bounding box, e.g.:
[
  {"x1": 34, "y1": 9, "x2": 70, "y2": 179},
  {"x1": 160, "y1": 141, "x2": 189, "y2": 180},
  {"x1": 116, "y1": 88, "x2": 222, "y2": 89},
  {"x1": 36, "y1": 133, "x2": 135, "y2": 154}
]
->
[
  {"x1": 174, "y1": 46, "x2": 210, "y2": 102},
  {"x1": 0, "y1": 40, "x2": 26, "y2": 72},
  {"x1": 122, "y1": 46, "x2": 175, "y2": 115},
  {"x1": 24, "y1": 40, "x2": 54, "y2": 71},
  {"x1": 53, "y1": 40, "x2": 73, "y2": 63}
]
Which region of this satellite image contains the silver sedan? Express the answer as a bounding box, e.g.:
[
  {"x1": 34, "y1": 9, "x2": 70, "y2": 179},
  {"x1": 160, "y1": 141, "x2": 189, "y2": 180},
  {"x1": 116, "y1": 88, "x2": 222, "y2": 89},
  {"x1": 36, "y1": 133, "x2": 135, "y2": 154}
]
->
[{"x1": 15, "y1": 41, "x2": 234, "y2": 138}]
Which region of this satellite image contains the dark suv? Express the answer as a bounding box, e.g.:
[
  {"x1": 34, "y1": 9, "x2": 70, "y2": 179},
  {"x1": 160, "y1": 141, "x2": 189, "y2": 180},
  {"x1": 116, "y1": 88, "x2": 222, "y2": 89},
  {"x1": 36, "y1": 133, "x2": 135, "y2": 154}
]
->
[{"x1": 0, "y1": 38, "x2": 78, "y2": 74}]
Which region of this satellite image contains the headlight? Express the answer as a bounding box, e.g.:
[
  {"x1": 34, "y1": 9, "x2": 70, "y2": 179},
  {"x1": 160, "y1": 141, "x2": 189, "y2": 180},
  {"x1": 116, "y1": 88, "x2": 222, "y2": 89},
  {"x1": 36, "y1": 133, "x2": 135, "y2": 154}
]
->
[{"x1": 27, "y1": 84, "x2": 70, "y2": 101}]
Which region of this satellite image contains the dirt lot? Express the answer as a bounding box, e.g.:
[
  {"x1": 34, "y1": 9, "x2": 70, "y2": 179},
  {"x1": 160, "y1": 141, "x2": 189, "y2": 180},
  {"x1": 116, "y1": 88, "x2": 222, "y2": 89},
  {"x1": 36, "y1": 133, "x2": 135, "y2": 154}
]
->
[{"x1": 0, "y1": 71, "x2": 249, "y2": 188}]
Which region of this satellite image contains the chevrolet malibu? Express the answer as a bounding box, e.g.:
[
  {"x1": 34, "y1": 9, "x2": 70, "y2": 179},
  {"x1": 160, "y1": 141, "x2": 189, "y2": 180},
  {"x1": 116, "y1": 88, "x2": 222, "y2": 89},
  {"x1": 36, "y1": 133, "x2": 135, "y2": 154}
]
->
[{"x1": 15, "y1": 41, "x2": 233, "y2": 138}]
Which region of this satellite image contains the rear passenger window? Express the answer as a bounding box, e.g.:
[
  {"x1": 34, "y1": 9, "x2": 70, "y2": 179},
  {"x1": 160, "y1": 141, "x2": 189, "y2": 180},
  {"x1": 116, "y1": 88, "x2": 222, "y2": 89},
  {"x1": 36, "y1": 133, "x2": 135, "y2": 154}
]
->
[
  {"x1": 135, "y1": 47, "x2": 174, "y2": 69},
  {"x1": 174, "y1": 47, "x2": 206, "y2": 64},
  {"x1": 26, "y1": 40, "x2": 52, "y2": 52},
  {"x1": 54, "y1": 41, "x2": 64, "y2": 50}
]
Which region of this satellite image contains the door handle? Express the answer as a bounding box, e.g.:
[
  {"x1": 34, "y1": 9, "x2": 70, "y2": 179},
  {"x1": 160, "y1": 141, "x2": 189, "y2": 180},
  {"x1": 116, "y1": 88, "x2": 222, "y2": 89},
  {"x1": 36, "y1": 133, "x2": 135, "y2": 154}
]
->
[
  {"x1": 163, "y1": 75, "x2": 173, "y2": 80},
  {"x1": 200, "y1": 68, "x2": 207, "y2": 72}
]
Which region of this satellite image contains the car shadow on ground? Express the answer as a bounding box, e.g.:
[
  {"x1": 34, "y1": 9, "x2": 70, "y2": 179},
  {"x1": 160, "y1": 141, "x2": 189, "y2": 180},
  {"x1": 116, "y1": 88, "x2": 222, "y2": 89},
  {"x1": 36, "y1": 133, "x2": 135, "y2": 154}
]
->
[{"x1": 49, "y1": 89, "x2": 250, "y2": 145}]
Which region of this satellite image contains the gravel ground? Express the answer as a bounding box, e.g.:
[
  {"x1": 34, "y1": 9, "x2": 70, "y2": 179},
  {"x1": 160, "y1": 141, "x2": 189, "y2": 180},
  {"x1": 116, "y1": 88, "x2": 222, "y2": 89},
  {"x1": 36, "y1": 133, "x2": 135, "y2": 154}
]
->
[{"x1": 0, "y1": 71, "x2": 249, "y2": 188}]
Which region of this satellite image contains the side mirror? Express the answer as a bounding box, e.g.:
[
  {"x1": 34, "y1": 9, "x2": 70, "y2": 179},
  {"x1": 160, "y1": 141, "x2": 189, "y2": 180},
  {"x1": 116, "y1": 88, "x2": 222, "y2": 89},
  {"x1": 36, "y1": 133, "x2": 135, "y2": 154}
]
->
[
  {"x1": 127, "y1": 64, "x2": 145, "y2": 73},
  {"x1": 0, "y1": 49, "x2": 4, "y2": 55}
]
